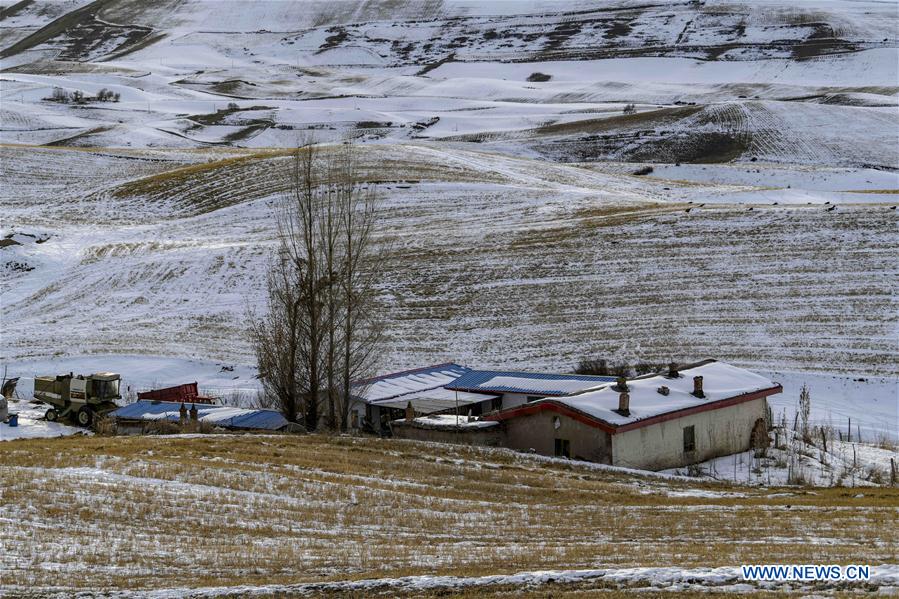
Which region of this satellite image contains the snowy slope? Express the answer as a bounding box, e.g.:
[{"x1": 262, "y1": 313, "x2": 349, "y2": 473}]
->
[
  {"x1": 1, "y1": 0, "x2": 895, "y2": 438},
  {"x1": 0, "y1": 0, "x2": 895, "y2": 164}
]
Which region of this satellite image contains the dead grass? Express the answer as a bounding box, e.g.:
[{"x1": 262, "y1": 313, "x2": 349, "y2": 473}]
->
[
  {"x1": 535, "y1": 106, "x2": 702, "y2": 137},
  {"x1": 1, "y1": 434, "x2": 896, "y2": 593}
]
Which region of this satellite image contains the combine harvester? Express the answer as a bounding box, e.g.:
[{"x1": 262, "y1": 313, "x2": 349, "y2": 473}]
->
[{"x1": 33, "y1": 372, "x2": 122, "y2": 426}]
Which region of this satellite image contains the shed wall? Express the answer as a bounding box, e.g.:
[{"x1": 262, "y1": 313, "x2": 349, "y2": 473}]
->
[
  {"x1": 391, "y1": 423, "x2": 504, "y2": 447},
  {"x1": 503, "y1": 410, "x2": 612, "y2": 463},
  {"x1": 611, "y1": 397, "x2": 767, "y2": 471}
]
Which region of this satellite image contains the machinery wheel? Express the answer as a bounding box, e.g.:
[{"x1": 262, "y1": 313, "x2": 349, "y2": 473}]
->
[
  {"x1": 76, "y1": 407, "x2": 94, "y2": 427},
  {"x1": 45, "y1": 408, "x2": 58, "y2": 422}
]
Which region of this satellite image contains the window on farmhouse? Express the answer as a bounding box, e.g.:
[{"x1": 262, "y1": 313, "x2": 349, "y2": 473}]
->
[
  {"x1": 554, "y1": 438, "x2": 571, "y2": 458},
  {"x1": 683, "y1": 425, "x2": 696, "y2": 453}
]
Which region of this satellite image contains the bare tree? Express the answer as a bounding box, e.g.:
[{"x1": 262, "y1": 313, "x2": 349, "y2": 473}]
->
[
  {"x1": 249, "y1": 245, "x2": 304, "y2": 423},
  {"x1": 334, "y1": 144, "x2": 383, "y2": 431},
  {"x1": 250, "y1": 142, "x2": 383, "y2": 430},
  {"x1": 798, "y1": 384, "x2": 811, "y2": 443}
]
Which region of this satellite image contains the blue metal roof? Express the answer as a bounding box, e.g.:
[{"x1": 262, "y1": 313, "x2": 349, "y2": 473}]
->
[
  {"x1": 445, "y1": 370, "x2": 616, "y2": 396},
  {"x1": 111, "y1": 400, "x2": 288, "y2": 430}
]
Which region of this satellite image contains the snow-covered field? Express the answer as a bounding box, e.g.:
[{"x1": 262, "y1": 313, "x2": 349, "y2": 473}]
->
[
  {"x1": 2, "y1": 434, "x2": 897, "y2": 596},
  {"x1": 0, "y1": 397, "x2": 87, "y2": 442},
  {"x1": 4, "y1": 144, "x2": 896, "y2": 379},
  {"x1": 2, "y1": 1, "x2": 897, "y2": 596},
  {"x1": 2, "y1": 0, "x2": 896, "y2": 448}
]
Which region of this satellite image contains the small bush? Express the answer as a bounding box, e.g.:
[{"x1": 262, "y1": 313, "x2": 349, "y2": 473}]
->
[
  {"x1": 183, "y1": 420, "x2": 216, "y2": 434},
  {"x1": 788, "y1": 466, "x2": 809, "y2": 486},
  {"x1": 526, "y1": 72, "x2": 551, "y2": 82},
  {"x1": 874, "y1": 432, "x2": 897, "y2": 451},
  {"x1": 93, "y1": 416, "x2": 117, "y2": 436},
  {"x1": 572, "y1": 358, "x2": 629, "y2": 377},
  {"x1": 685, "y1": 463, "x2": 705, "y2": 477},
  {"x1": 95, "y1": 88, "x2": 121, "y2": 102},
  {"x1": 49, "y1": 87, "x2": 71, "y2": 103},
  {"x1": 866, "y1": 466, "x2": 885, "y2": 485},
  {"x1": 144, "y1": 420, "x2": 182, "y2": 435},
  {"x1": 573, "y1": 357, "x2": 678, "y2": 377},
  {"x1": 623, "y1": 103, "x2": 636, "y2": 114},
  {"x1": 632, "y1": 165, "x2": 654, "y2": 176},
  {"x1": 573, "y1": 358, "x2": 611, "y2": 376}
]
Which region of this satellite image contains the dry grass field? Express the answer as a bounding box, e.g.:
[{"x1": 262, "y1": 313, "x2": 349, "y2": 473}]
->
[{"x1": 1, "y1": 434, "x2": 896, "y2": 596}]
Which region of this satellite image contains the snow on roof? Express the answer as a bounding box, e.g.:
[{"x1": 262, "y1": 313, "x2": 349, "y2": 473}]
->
[
  {"x1": 111, "y1": 401, "x2": 287, "y2": 430},
  {"x1": 396, "y1": 414, "x2": 500, "y2": 430},
  {"x1": 353, "y1": 363, "x2": 470, "y2": 402},
  {"x1": 554, "y1": 361, "x2": 779, "y2": 427},
  {"x1": 447, "y1": 370, "x2": 615, "y2": 396},
  {"x1": 373, "y1": 387, "x2": 497, "y2": 415}
]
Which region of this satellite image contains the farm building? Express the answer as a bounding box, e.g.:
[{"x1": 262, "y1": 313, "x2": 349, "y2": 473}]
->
[
  {"x1": 485, "y1": 360, "x2": 780, "y2": 470},
  {"x1": 350, "y1": 364, "x2": 616, "y2": 434},
  {"x1": 392, "y1": 360, "x2": 782, "y2": 471},
  {"x1": 349, "y1": 364, "x2": 498, "y2": 433},
  {"x1": 111, "y1": 400, "x2": 289, "y2": 434},
  {"x1": 391, "y1": 414, "x2": 504, "y2": 447},
  {"x1": 445, "y1": 370, "x2": 616, "y2": 410}
]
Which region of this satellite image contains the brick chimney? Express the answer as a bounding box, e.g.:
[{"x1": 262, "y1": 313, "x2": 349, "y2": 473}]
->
[
  {"x1": 405, "y1": 401, "x2": 414, "y2": 422},
  {"x1": 667, "y1": 362, "x2": 679, "y2": 378},
  {"x1": 692, "y1": 376, "x2": 705, "y2": 398},
  {"x1": 616, "y1": 391, "x2": 630, "y2": 416}
]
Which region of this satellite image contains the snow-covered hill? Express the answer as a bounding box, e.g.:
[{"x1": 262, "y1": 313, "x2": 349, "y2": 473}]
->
[
  {"x1": 1, "y1": 0, "x2": 896, "y2": 433},
  {"x1": 1, "y1": 0, "x2": 896, "y2": 163}
]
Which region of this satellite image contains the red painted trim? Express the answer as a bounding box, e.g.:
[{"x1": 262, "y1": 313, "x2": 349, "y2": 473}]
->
[
  {"x1": 484, "y1": 385, "x2": 782, "y2": 435},
  {"x1": 484, "y1": 401, "x2": 618, "y2": 433}
]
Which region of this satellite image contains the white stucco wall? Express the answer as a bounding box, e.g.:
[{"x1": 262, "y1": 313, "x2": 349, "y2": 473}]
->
[{"x1": 611, "y1": 398, "x2": 768, "y2": 471}]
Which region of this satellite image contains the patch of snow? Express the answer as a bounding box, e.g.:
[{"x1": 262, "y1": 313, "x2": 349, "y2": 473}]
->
[
  {"x1": 62, "y1": 563, "x2": 899, "y2": 597},
  {"x1": 477, "y1": 375, "x2": 601, "y2": 394},
  {"x1": 0, "y1": 398, "x2": 89, "y2": 442},
  {"x1": 403, "y1": 414, "x2": 499, "y2": 430}
]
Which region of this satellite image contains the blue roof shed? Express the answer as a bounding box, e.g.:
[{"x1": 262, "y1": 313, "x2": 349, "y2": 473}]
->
[{"x1": 111, "y1": 400, "x2": 288, "y2": 431}]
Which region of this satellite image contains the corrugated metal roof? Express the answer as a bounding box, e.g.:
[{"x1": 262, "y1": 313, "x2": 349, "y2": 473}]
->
[
  {"x1": 352, "y1": 363, "x2": 470, "y2": 402},
  {"x1": 446, "y1": 370, "x2": 616, "y2": 396},
  {"x1": 374, "y1": 388, "x2": 497, "y2": 414},
  {"x1": 111, "y1": 401, "x2": 288, "y2": 430}
]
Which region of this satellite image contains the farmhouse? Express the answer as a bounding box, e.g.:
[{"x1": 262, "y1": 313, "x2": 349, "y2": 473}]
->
[
  {"x1": 350, "y1": 364, "x2": 616, "y2": 434},
  {"x1": 390, "y1": 360, "x2": 781, "y2": 471},
  {"x1": 484, "y1": 360, "x2": 781, "y2": 470}
]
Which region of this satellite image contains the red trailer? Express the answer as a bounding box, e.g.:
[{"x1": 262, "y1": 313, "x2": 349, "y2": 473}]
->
[{"x1": 137, "y1": 382, "x2": 216, "y2": 404}]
